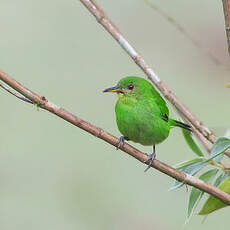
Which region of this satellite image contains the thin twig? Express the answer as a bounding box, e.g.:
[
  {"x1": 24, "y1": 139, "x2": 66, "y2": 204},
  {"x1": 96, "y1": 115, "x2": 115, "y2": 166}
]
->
[
  {"x1": 222, "y1": 0, "x2": 230, "y2": 56},
  {"x1": 0, "y1": 82, "x2": 33, "y2": 104},
  {"x1": 0, "y1": 69, "x2": 230, "y2": 204},
  {"x1": 79, "y1": 0, "x2": 230, "y2": 158}
]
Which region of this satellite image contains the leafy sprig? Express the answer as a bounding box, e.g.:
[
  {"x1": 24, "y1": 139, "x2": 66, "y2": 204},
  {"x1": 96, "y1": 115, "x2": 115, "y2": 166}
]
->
[{"x1": 172, "y1": 131, "x2": 230, "y2": 220}]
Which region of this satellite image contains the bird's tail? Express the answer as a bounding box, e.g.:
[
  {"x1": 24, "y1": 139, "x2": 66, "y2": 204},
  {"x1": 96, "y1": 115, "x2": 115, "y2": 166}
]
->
[{"x1": 170, "y1": 119, "x2": 192, "y2": 132}]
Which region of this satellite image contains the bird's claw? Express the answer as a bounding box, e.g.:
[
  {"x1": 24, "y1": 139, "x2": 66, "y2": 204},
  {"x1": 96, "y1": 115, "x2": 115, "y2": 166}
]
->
[
  {"x1": 116, "y1": 136, "x2": 125, "y2": 150},
  {"x1": 144, "y1": 153, "x2": 156, "y2": 172}
]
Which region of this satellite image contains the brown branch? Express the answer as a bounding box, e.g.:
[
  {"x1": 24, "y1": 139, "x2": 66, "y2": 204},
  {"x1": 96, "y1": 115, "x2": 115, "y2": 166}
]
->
[
  {"x1": 0, "y1": 70, "x2": 230, "y2": 205},
  {"x1": 182, "y1": 117, "x2": 230, "y2": 172},
  {"x1": 0, "y1": 82, "x2": 33, "y2": 104},
  {"x1": 79, "y1": 0, "x2": 230, "y2": 158},
  {"x1": 222, "y1": 0, "x2": 230, "y2": 56}
]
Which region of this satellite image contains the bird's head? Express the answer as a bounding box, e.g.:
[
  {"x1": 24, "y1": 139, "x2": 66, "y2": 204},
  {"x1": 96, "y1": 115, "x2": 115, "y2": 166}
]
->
[{"x1": 103, "y1": 76, "x2": 154, "y2": 100}]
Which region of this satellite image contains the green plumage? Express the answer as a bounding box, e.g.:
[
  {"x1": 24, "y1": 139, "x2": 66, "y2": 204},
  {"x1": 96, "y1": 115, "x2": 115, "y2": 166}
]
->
[
  {"x1": 113, "y1": 76, "x2": 190, "y2": 145},
  {"x1": 104, "y1": 76, "x2": 191, "y2": 166}
]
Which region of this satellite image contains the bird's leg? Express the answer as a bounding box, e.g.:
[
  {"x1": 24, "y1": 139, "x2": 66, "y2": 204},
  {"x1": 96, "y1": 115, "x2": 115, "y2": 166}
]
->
[
  {"x1": 144, "y1": 145, "x2": 156, "y2": 172},
  {"x1": 116, "y1": 136, "x2": 129, "y2": 150}
]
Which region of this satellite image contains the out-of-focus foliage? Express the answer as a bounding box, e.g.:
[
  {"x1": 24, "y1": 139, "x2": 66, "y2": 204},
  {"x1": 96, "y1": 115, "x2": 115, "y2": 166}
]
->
[
  {"x1": 182, "y1": 130, "x2": 204, "y2": 157},
  {"x1": 176, "y1": 135, "x2": 230, "y2": 220},
  {"x1": 199, "y1": 177, "x2": 230, "y2": 215},
  {"x1": 187, "y1": 169, "x2": 218, "y2": 220}
]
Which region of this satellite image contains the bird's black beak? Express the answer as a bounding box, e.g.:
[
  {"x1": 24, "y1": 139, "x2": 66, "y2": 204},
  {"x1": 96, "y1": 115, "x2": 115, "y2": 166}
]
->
[{"x1": 103, "y1": 86, "x2": 123, "y2": 94}]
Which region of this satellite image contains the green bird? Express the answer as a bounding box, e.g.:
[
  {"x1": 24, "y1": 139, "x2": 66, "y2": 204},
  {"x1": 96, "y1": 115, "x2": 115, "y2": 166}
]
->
[{"x1": 103, "y1": 76, "x2": 191, "y2": 171}]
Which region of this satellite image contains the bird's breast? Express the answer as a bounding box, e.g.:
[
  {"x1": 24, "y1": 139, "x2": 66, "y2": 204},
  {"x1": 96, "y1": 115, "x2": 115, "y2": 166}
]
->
[{"x1": 115, "y1": 100, "x2": 170, "y2": 146}]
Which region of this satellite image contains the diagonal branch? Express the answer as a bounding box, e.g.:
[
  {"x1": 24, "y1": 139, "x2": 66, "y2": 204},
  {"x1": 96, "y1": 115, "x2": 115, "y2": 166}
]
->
[
  {"x1": 0, "y1": 82, "x2": 33, "y2": 104},
  {"x1": 0, "y1": 69, "x2": 230, "y2": 204},
  {"x1": 222, "y1": 0, "x2": 230, "y2": 56},
  {"x1": 79, "y1": 0, "x2": 230, "y2": 158}
]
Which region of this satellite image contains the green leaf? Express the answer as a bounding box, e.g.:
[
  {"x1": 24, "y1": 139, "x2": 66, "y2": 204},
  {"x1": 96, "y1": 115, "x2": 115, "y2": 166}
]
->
[
  {"x1": 170, "y1": 161, "x2": 207, "y2": 191},
  {"x1": 170, "y1": 179, "x2": 185, "y2": 191},
  {"x1": 199, "y1": 177, "x2": 230, "y2": 215},
  {"x1": 174, "y1": 157, "x2": 204, "y2": 170},
  {"x1": 187, "y1": 169, "x2": 218, "y2": 220},
  {"x1": 212, "y1": 153, "x2": 224, "y2": 163},
  {"x1": 182, "y1": 129, "x2": 204, "y2": 156},
  {"x1": 206, "y1": 137, "x2": 230, "y2": 163},
  {"x1": 213, "y1": 172, "x2": 228, "y2": 187},
  {"x1": 183, "y1": 161, "x2": 207, "y2": 175}
]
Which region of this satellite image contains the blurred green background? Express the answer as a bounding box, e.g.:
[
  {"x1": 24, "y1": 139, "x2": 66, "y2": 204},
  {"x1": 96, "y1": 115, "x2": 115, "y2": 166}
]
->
[{"x1": 0, "y1": 0, "x2": 229, "y2": 229}]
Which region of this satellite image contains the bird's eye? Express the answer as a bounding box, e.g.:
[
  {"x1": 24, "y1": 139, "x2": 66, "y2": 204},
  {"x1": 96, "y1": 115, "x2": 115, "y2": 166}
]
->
[{"x1": 127, "y1": 84, "x2": 135, "y2": 90}]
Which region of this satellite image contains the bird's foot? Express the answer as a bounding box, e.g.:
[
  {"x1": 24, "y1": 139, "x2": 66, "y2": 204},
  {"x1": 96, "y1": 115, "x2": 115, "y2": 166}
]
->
[
  {"x1": 144, "y1": 152, "x2": 156, "y2": 172},
  {"x1": 117, "y1": 136, "x2": 129, "y2": 150},
  {"x1": 116, "y1": 136, "x2": 126, "y2": 150}
]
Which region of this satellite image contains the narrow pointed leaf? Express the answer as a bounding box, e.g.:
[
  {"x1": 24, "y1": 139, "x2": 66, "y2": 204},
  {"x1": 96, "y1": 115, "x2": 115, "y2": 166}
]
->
[
  {"x1": 170, "y1": 161, "x2": 207, "y2": 191},
  {"x1": 213, "y1": 172, "x2": 228, "y2": 187},
  {"x1": 174, "y1": 157, "x2": 204, "y2": 170},
  {"x1": 182, "y1": 129, "x2": 204, "y2": 156},
  {"x1": 170, "y1": 179, "x2": 185, "y2": 191},
  {"x1": 212, "y1": 153, "x2": 224, "y2": 163},
  {"x1": 206, "y1": 137, "x2": 230, "y2": 163},
  {"x1": 199, "y1": 177, "x2": 230, "y2": 215},
  {"x1": 183, "y1": 161, "x2": 207, "y2": 175},
  {"x1": 187, "y1": 169, "x2": 218, "y2": 220}
]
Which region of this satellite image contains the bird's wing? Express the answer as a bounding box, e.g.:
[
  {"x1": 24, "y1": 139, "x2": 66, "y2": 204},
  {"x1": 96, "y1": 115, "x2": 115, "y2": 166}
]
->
[{"x1": 151, "y1": 88, "x2": 169, "y2": 119}]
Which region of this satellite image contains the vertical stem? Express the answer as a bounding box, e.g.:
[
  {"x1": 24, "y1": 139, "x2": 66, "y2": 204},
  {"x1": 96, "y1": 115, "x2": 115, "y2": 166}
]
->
[{"x1": 222, "y1": 0, "x2": 230, "y2": 55}]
